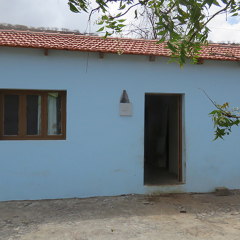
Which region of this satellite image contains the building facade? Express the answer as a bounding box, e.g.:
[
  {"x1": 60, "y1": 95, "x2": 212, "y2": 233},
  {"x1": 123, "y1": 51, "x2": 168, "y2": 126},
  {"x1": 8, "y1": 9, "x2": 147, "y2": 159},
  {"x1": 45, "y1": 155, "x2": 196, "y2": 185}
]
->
[{"x1": 0, "y1": 30, "x2": 240, "y2": 201}]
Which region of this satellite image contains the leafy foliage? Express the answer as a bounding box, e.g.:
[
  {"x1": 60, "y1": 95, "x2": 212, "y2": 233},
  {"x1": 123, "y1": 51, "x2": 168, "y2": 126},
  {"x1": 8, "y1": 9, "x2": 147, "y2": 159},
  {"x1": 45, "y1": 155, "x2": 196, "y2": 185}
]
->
[
  {"x1": 200, "y1": 89, "x2": 240, "y2": 141},
  {"x1": 209, "y1": 103, "x2": 240, "y2": 140},
  {"x1": 68, "y1": 0, "x2": 240, "y2": 67},
  {"x1": 69, "y1": 0, "x2": 240, "y2": 140}
]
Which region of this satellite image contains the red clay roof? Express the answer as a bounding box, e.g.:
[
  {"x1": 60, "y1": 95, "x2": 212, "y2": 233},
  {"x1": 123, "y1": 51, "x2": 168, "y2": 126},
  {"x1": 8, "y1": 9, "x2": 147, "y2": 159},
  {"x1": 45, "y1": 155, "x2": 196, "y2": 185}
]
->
[{"x1": 1, "y1": 29, "x2": 240, "y2": 62}]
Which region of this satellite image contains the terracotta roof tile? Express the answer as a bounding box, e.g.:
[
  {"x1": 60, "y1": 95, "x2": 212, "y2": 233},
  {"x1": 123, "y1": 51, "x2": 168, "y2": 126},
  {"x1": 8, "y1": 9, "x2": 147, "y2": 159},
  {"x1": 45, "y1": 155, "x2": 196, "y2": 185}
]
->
[{"x1": 0, "y1": 29, "x2": 240, "y2": 62}]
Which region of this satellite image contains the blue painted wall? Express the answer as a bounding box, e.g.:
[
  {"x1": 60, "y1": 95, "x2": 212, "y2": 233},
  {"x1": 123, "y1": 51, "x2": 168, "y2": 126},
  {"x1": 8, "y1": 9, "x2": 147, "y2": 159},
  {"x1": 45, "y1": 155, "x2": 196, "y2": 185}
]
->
[{"x1": 0, "y1": 46, "x2": 240, "y2": 201}]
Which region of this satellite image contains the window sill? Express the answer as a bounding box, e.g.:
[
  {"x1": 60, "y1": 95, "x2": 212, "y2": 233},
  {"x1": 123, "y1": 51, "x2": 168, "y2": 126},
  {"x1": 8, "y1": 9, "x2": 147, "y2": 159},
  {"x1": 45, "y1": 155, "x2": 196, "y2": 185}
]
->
[{"x1": 0, "y1": 136, "x2": 66, "y2": 140}]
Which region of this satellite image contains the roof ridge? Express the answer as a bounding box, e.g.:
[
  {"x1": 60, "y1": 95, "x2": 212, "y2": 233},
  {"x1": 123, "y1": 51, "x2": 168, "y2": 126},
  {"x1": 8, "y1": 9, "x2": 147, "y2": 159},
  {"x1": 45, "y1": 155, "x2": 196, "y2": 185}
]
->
[
  {"x1": 0, "y1": 30, "x2": 240, "y2": 62},
  {"x1": 1, "y1": 29, "x2": 240, "y2": 48},
  {"x1": 208, "y1": 43, "x2": 240, "y2": 49},
  {"x1": 0, "y1": 29, "x2": 162, "y2": 43}
]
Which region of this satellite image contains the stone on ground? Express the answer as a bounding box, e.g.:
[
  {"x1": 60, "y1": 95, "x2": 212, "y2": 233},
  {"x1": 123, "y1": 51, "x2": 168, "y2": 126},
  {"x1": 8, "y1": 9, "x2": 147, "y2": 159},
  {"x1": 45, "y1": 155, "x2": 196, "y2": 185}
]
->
[{"x1": 215, "y1": 187, "x2": 230, "y2": 196}]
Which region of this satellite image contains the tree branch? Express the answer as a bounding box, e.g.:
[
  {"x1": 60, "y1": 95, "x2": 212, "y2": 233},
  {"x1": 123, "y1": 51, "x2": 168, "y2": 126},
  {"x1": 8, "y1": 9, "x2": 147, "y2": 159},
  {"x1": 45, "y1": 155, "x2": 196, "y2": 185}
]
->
[
  {"x1": 187, "y1": 1, "x2": 232, "y2": 44},
  {"x1": 88, "y1": 0, "x2": 110, "y2": 21},
  {"x1": 210, "y1": 52, "x2": 240, "y2": 60},
  {"x1": 114, "y1": 2, "x2": 142, "y2": 19},
  {"x1": 161, "y1": 2, "x2": 177, "y2": 14},
  {"x1": 198, "y1": 87, "x2": 240, "y2": 119}
]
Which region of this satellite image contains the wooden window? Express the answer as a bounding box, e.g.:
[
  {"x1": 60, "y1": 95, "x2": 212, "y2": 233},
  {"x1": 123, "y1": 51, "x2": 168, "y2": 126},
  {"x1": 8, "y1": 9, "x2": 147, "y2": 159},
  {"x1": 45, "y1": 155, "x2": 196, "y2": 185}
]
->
[{"x1": 0, "y1": 90, "x2": 66, "y2": 140}]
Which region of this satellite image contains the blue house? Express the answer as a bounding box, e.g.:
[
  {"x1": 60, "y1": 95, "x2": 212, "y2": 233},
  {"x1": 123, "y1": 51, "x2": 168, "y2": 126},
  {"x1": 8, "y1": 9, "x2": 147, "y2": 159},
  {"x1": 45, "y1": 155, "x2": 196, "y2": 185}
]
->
[{"x1": 0, "y1": 29, "x2": 240, "y2": 201}]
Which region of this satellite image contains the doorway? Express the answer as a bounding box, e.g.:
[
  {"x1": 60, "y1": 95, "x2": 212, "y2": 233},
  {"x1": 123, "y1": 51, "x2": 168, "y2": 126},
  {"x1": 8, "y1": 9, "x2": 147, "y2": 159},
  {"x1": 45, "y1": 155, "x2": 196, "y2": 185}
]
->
[{"x1": 144, "y1": 94, "x2": 182, "y2": 185}]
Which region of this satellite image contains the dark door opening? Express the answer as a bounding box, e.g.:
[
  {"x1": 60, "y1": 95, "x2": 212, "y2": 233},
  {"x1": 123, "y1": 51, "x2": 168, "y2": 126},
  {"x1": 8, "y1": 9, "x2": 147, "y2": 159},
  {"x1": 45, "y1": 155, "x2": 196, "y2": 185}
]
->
[{"x1": 144, "y1": 94, "x2": 182, "y2": 185}]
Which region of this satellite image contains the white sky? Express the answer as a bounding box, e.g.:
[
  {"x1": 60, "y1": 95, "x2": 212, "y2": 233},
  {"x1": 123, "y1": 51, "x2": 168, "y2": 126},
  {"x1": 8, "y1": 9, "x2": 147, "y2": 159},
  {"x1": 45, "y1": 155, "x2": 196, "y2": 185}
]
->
[
  {"x1": 0, "y1": 0, "x2": 99, "y2": 33},
  {"x1": 207, "y1": 5, "x2": 240, "y2": 43},
  {"x1": 0, "y1": 0, "x2": 239, "y2": 43}
]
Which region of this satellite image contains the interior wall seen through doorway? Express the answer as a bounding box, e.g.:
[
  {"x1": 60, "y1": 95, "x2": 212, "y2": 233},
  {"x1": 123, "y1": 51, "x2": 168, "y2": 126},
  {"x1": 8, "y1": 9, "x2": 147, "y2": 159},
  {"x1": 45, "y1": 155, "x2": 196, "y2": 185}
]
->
[{"x1": 145, "y1": 95, "x2": 179, "y2": 174}]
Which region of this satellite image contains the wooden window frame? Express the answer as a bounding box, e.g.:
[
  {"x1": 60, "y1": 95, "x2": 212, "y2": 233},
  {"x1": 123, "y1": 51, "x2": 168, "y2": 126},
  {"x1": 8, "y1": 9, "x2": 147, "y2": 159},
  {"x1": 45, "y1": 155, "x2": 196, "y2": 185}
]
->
[{"x1": 0, "y1": 90, "x2": 66, "y2": 140}]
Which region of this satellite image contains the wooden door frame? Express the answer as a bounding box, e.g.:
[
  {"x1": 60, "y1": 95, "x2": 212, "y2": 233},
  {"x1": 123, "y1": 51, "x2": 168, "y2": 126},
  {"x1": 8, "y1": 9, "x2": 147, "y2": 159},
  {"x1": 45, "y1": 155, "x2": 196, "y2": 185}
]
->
[{"x1": 178, "y1": 95, "x2": 182, "y2": 182}]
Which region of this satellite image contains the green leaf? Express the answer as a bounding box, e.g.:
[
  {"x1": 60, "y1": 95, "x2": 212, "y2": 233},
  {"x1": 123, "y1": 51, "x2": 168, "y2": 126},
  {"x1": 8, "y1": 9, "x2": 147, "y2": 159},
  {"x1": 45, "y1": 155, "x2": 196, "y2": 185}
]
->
[
  {"x1": 232, "y1": 13, "x2": 238, "y2": 16},
  {"x1": 168, "y1": 57, "x2": 178, "y2": 64},
  {"x1": 167, "y1": 42, "x2": 177, "y2": 52},
  {"x1": 178, "y1": 7, "x2": 188, "y2": 17},
  {"x1": 102, "y1": 7, "x2": 106, "y2": 13},
  {"x1": 117, "y1": 24, "x2": 126, "y2": 28},
  {"x1": 220, "y1": 0, "x2": 228, "y2": 4},
  {"x1": 134, "y1": 10, "x2": 138, "y2": 19},
  {"x1": 157, "y1": 30, "x2": 167, "y2": 35},
  {"x1": 69, "y1": 2, "x2": 79, "y2": 13},
  {"x1": 180, "y1": 54, "x2": 186, "y2": 64},
  {"x1": 209, "y1": 110, "x2": 218, "y2": 114},
  {"x1": 156, "y1": 37, "x2": 165, "y2": 44},
  {"x1": 179, "y1": 0, "x2": 188, "y2": 6},
  {"x1": 118, "y1": 19, "x2": 126, "y2": 23},
  {"x1": 170, "y1": 31, "x2": 181, "y2": 40},
  {"x1": 103, "y1": 31, "x2": 111, "y2": 39},
  {"x1": 119, "y1": 4, "x2": 126, "y2": 9},
  {"x1": 204, "y1": 0, "x2": 214, "y2": 7},
  {"x1": 213, "y1": 0, "x2": 221, "y2": 6},
  {"x1": 102, "y1": 15, "x2": 108, "y2": 20},
  {"x1": 97, "y1": 27, "x2": 104, "y2": 32}
]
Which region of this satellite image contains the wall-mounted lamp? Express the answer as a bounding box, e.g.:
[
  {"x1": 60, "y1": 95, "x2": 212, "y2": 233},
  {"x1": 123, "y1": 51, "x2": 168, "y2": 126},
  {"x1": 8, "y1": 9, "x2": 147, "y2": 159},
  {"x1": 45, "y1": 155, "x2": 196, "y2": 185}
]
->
[{"x1": 119, "y1": 90, "x2": 132, "y2": 116}]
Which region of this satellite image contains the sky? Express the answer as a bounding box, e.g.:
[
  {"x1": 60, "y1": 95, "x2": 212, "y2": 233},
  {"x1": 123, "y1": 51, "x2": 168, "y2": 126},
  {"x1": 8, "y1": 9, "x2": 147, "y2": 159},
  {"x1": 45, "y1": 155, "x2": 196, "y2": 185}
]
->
[
  {"x1": 207, "y1": 5, "x2": 240, "y2": 43},
  {"x1": 0, "y1": 0, "x2": 240, "y2": 43},
  {"x1": 0, "y1": 0, "x2": 101, "y2": 33}
]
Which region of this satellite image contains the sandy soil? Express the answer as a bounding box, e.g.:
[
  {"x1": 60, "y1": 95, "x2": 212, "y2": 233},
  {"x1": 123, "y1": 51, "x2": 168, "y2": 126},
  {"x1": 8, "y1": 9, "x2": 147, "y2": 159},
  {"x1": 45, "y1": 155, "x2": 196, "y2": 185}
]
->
[{"x1": 1, "y1": 191, "x2": 240, "y2": 239}]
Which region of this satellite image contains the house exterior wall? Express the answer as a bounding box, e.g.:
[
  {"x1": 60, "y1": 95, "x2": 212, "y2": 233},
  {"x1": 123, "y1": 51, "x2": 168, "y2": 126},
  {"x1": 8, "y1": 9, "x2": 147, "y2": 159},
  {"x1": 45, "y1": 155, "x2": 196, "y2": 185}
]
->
[{"x1": 1, "y1": 46, "x2": 240, "y2": 201}]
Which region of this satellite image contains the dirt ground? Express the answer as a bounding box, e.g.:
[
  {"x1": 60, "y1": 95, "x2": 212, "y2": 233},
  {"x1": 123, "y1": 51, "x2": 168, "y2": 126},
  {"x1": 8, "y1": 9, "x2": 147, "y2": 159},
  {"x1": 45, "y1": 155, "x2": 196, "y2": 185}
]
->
[{"x1": 1, "y1": 191, "x2": 240, "y2": 240}]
